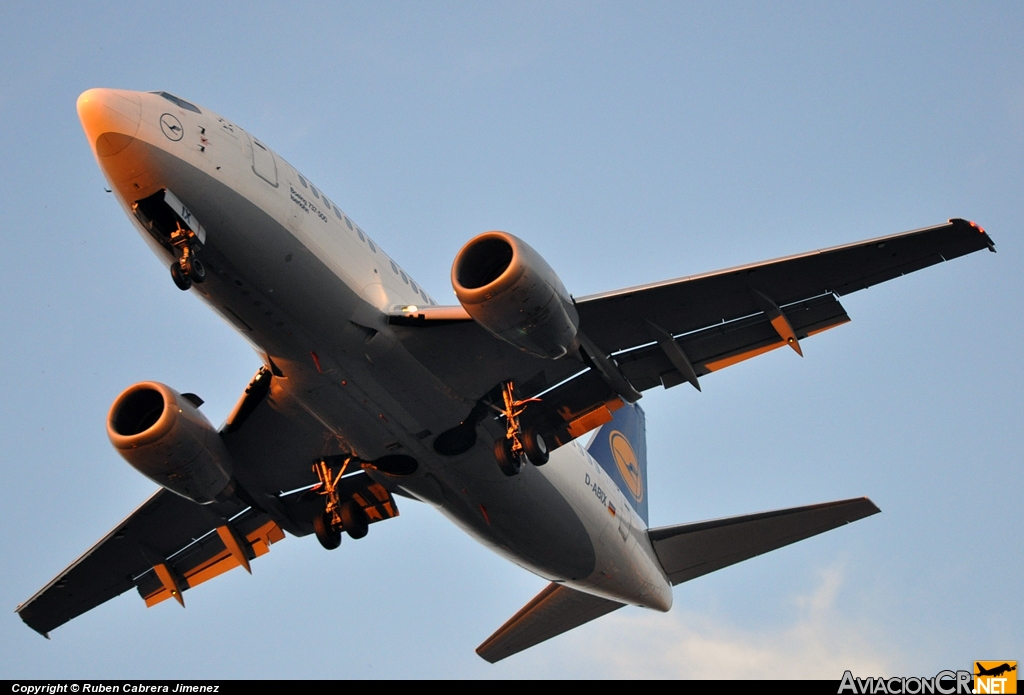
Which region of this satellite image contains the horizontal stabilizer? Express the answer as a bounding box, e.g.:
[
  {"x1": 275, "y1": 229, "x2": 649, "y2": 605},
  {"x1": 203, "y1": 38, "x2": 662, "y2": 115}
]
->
[
  {"x1": 649, "y1": 497, "x2": 880, "y2": 585},
  {"x1": 476, "y1": 582, "x2": 624, "y2": 663}
]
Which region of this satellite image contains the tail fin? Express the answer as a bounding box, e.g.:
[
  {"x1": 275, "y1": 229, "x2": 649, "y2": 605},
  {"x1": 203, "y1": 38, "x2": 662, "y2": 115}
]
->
[{"x1": 586, "y1": 403, "x2": 648, "y2": 524}]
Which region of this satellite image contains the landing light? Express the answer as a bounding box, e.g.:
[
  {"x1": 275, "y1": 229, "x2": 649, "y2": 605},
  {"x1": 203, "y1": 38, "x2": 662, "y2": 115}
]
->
[{"x1": 401, "y1": 305, "x2": 419, "y2": 314}]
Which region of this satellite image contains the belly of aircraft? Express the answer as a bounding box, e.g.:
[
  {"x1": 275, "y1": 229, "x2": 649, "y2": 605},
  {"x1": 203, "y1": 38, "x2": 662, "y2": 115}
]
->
[{"x1": 117, "y1": 140, "x2": 633, "y2": 589}]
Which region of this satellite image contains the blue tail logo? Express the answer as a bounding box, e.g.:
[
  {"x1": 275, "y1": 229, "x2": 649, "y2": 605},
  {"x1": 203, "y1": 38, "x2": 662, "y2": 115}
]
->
[{"x1": 587, "y1": 403, "x2": 648, "y2": 524}]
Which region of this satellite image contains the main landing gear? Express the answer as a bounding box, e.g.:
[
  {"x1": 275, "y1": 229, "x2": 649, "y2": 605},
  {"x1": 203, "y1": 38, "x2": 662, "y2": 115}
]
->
[
  {"x1": 169, "y1": 222, "x2": 206, "y2": 291},
  {"x1": 492, "y1": 381, "x2": 549, "y2": 477},
  {"x1": 311, "y1": 457, "x2": 369, "y2": 550}
]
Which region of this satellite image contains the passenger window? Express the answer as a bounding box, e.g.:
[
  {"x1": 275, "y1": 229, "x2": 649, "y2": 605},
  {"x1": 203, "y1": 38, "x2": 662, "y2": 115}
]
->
[
  {"x1": 356, "y1": 228, "x2": 365, "y2": 242},
  {"x1": 420, "y1": 289, "x2": 429, "y2": 302},
  {"x1": 310, "y1": 186, "x2": 320, "y2": 200},
  {"x1": 390, "y1": 260, "x2": 398, "y2": 274},
  {"x1": 345, "y1": 217, "x2": 353, "y2": 230},
  {"x1": 323, "y1": 198, "x2": 331, "y2": 211},
  {"x1": 400, "y1": 270, "x2": 408, "y2": 284},
  {"x1": 298, "y1": 175, "x2": 307, "y2": 188},
  {"x1": 334, "y1": 207, "x2": 343, "y2": 220},
  {"x1": 367, "y1": 238, "x2": 376, "y2": 252},
  {"x1": 410, "y1": 280, "x2": 418, "y2": 293}
]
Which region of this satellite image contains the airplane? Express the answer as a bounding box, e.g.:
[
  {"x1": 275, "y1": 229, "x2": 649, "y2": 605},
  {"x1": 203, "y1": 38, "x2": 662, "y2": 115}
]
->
[
  {"x1": 15, "y1": 88, "x2": 996, "y2": 663},
  {"x1": 976, "y1": 663, "x2": 1016, "y2": 678}
]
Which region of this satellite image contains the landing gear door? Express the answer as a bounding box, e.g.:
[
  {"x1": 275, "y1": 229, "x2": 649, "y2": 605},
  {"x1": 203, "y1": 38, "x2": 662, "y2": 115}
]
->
[
  {"x1": 162, "y1": 190, "x2": 206, "y2": 245},
  {"x1": 249, "y1": 135, "x2": 278, "y2": 187},
  {"x1": 132, "y1": 189, "x2": 206, "y2": 248}
]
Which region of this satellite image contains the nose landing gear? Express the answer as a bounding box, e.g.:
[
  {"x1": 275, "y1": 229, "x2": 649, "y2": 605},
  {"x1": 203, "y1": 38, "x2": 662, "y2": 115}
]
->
[{"x1": 169, "y1": 222, "x2": 206, "y2": 291}]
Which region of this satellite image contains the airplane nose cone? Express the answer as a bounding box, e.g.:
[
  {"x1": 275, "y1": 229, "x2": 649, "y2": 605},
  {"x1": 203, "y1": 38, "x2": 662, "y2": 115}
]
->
[{"x1": 77, "y1": 89, "x2": 142, "y2": 157}]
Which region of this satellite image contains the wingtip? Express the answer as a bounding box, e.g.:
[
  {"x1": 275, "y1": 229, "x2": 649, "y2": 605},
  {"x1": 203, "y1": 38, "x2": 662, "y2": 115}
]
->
[{"x1": 949, "y1": 217, "x2": 996, "y2": 252}]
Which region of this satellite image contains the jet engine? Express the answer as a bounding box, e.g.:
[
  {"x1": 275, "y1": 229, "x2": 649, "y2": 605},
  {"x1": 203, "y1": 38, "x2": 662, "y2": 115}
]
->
[
  {"x1": 452, "y1": 231, "x2": 579, "y2": 359},
  {"x1": 107, "y1": 382, "x2": 234, "y2": 504}
]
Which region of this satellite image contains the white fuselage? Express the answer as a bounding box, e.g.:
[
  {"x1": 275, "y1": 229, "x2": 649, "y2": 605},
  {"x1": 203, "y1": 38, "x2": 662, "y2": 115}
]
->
[{"x1": 79, "y1": 88, "x2": 673, "y2": 612}]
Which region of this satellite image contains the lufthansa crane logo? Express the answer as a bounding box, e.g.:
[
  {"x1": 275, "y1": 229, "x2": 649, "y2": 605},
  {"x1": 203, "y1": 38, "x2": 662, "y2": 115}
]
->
[
  {"x1": 160, "y1": 113, "x2": 184, "y2": 141},
  {"x1": 609, "y1": 431, "x2": 643, "y2": 502}
]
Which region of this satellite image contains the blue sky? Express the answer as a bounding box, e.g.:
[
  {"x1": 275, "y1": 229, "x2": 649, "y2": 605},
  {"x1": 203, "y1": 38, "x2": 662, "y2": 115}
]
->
[{"x1": 1, "y1": 2, "x2": 1021, "y2": 679}]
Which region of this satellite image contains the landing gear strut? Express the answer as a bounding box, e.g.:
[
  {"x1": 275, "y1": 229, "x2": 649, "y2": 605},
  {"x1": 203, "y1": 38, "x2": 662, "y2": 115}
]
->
[
  {"x1": 492, "y1": 382, "x2": 547, "y2": 476},
  {"x1": 169, "y1": 221, "x2": 205, "y2": 291},
  {"x1": 311, "y1": 457, "x2": 370, "y2": 550}
]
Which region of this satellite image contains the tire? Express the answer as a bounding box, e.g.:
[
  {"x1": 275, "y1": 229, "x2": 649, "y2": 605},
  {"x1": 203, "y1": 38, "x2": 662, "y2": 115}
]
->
[
  {"x1": 170, "y1": 262, "x2": 192, "y2": 291},
  {"x1": 340, "y1": 500, "x2": 369, "y2": 539},
  {"x1": 523, "y1": 428, "x2": 549, "y2": 466},
  {"x1": 185, "y1": 256, "x2": 206, "y2": 283},
  {"x1": 313, "y1": 512, "x2": 341, "y2": 550},
  {"x1": 493, "y1": 437, "x2": 522, "y2": 477}
]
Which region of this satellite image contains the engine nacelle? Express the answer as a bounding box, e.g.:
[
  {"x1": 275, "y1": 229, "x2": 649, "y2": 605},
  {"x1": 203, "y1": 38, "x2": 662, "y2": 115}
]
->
[
  {"x1": 107, "y1": 382, "x2": 234, "y2": 504},
  {"x1": 452, "y1": 232, "x2": 579, "y2": 359}
]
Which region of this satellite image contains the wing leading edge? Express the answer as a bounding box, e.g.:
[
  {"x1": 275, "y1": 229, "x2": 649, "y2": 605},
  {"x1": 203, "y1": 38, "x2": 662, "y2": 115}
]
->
[{"x1": 476, "y1": 497, "x2": 880, "y2": 662}]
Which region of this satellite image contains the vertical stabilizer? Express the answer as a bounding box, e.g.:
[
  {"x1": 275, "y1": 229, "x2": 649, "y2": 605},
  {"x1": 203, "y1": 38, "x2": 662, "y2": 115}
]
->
[{"x1": 586, "y1": 403, "x2": 648, "y2": 524}]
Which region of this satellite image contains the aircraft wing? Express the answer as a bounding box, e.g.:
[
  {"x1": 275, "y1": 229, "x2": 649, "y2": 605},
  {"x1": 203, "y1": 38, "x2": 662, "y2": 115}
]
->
[
  {"x1": 392, "y1": 219, "x2": 994, "y2": 444},
  {"x1": 575, "y1": 218, "x2": 993, "y2": 354},
  {"x1": 16, "y1": 489, "x2": 280, "y2": 637},
  {"x1": 648, "y1": 497, "x2": 881, "y2": 585},
  {"x1": 17, "y1": 367, "x2": 402, "y2": 637},
  {"x1": 475, "y1": 582, "x2": 624, "y2": 663}
]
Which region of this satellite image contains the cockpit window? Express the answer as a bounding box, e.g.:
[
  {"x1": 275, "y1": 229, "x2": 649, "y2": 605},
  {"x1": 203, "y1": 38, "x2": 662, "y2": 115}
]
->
[{"x1": 152, "y1": 92, "x2": 201, "y2": 114}]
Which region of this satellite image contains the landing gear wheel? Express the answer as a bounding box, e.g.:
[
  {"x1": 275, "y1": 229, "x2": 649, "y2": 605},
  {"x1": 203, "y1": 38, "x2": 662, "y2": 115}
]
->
[
  {"x1": 313, "y1": 512, "x2": 341, "y2": 550},
  {"x1": 523, "y1": 428, "x2": 549, "y2": 466},
  {"x1": 340, "y1": 500, "x2": 369, "y2": 539},
  {"x1": 494, "y1": 437, "x2": 522, "y2": 477},
  {"x1": 185, "y1": 256, "x2": 206, "y2": 283},
  {"x1": 170, "y1": 262, "x2": 192, "y2": 291}
]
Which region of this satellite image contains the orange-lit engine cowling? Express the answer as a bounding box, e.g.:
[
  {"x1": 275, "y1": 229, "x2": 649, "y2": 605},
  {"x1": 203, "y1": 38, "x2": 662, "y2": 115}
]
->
[
  {"x1": 452, "y1": 231, "x2": 579, "y2": 359},
  {"x1": 107, "y1": 382, "x2": 234, "y2": 504}
]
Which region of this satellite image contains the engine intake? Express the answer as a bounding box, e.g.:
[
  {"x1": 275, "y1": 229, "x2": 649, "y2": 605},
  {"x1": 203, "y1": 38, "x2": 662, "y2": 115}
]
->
[
  {"x1": 108, "y1": 382, "x2": 234, "y2": 504},
  {"x1": 452, "y1": 232, "x2": 579, "y2": 359}
]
